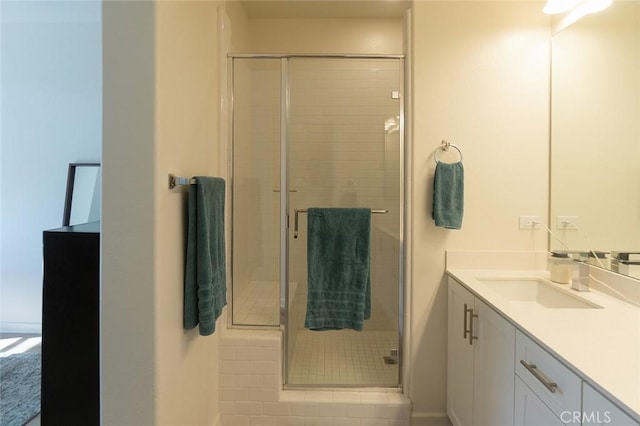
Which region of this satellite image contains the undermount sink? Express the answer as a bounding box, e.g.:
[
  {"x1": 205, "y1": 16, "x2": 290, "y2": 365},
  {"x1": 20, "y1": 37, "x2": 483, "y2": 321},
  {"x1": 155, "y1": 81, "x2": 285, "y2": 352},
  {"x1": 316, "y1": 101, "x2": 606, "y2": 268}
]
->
[{"x1": 477, "y1": 278, "x2": 603, "y2": 309}]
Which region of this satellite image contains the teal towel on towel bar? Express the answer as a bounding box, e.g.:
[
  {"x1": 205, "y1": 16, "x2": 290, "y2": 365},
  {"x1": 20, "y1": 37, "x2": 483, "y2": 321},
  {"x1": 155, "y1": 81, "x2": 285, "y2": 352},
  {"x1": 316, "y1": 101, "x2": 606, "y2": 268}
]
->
[
  {"x1": 184, "y1": 177, "x2": 227, "y2": 336},
  {"x1": 432, "y1": 161, "x2": 464, "y2": 229},
  {"x1": 305, "y1": 207, "x2": 371, "y2": 332}
]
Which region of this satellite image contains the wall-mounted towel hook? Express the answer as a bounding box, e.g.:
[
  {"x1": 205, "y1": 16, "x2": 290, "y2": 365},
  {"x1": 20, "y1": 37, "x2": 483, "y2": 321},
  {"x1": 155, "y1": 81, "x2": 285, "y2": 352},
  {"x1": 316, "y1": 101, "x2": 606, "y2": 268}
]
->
[{"x1": 435, "y1": 140, "x2": 463, "y2": 164}]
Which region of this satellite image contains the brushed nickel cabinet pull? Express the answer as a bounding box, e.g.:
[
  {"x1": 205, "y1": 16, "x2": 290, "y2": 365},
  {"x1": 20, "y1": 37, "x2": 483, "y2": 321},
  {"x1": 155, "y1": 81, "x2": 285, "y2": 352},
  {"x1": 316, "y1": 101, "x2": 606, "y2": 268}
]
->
[
  {"x1": 520, "y1": 360, "x2": 558, "y2": 393},
  {"x1": 469, "y1": 310, "x2": 478, "y2": 345},
  {"x1": 463, "y1": 304, "x2": 478, "y2": 345},
  {"x1": 463, "y1": 304, "x2": 472, "y2": 339}
]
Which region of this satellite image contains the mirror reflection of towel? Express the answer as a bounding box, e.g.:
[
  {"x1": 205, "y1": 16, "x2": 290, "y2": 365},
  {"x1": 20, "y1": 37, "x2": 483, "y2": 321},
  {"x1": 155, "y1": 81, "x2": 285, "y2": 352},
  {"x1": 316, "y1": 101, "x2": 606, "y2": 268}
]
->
[{"x1": 432, "y1": 162, "x2": 464, "y2": 229}]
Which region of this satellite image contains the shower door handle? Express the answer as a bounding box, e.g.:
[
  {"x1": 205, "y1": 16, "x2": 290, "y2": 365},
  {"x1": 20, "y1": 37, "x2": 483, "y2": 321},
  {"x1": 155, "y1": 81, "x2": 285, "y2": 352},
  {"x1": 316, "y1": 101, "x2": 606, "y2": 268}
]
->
[
  {"x1": 273, "y1": 189, "x2": 298, "y2": 192},
  {"x1": 294, "y1": 209, "x2": 300, "y2": 239}
]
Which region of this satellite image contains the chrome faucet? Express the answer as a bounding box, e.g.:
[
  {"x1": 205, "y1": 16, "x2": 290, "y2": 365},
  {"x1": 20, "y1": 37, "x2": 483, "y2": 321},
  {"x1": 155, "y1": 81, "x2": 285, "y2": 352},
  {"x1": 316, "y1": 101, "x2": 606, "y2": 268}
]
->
[{"x1": 571, "y1": 261, "x2": 590, "y2": 292}]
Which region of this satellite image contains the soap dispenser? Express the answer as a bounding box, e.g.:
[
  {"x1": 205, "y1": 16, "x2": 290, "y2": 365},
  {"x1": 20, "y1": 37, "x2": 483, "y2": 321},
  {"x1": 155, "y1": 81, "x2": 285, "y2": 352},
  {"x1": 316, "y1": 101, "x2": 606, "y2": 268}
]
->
[{"x1": 548, "y1": 251, "x2": 573, "y2": 284}]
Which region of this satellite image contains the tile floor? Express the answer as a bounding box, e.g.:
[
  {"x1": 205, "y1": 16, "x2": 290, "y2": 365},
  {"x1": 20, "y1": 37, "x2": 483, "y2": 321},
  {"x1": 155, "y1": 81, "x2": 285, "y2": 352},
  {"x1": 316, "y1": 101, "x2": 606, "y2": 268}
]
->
[
  {"x1": 288, "y1": 329, "x2": 399, "y2": 386},
  {"x1": 232, "y1": 282, "x2": 400, "y2": 387},
  {"x1": 220, "y1": 328, "x2": 411, "y2": 426}
]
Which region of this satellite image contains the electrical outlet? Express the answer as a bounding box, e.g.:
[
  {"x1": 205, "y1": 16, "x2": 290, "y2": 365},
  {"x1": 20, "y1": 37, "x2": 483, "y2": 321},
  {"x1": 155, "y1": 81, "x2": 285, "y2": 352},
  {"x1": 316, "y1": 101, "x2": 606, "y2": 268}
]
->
[
  {"x1": 519, "y1": 215, "x2": 541, "y2": 230},
  {"x1": 557, "y1": 216, "x2": 578, "y2": 230}
]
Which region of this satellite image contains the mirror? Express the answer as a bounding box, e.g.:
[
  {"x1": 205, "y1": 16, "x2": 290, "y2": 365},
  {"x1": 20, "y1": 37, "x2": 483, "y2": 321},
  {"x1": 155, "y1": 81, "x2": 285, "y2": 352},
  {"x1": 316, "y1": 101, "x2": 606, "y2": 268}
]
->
[
  {"x1": 549, "y1": 1, "x2": 640, "y2": 279},
  {"x1": 63, "y1": 163, "x2": 101, "y2": 226}
]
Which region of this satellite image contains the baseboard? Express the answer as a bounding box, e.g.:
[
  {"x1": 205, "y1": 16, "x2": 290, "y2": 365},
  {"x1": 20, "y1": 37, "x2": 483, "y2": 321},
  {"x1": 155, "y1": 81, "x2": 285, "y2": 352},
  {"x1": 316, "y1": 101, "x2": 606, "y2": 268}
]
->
[
  {"x1": 0, "y1": 322, "x2": 42, "y2": 334},
  {"x1": 411, "y1": 411, "x2": 452, "y2": 426}
]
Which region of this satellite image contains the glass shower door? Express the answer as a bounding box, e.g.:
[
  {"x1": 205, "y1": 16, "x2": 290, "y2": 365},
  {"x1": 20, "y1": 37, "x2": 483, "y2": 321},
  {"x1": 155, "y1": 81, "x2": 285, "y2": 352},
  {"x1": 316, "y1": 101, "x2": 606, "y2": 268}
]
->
[
  {"x1": 231, "y1": 58, "x2": 281, "y2": 326},
  {"x1": 285, "y1": 58, "x2": 403, "y2": 387}
]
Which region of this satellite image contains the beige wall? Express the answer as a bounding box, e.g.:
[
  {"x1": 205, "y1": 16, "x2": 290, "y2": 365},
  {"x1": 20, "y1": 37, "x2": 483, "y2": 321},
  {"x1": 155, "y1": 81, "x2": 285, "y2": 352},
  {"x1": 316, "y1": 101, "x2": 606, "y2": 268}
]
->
[
  {"x1": 241, "y1": 18, "x2": 403, "y2": 55},
  {"x1": 409, "y1": 2, "x2": 550, "y2": 422},
  {"x1": 103, "y1": 1, "x2": 223, "y2": 424},
  {"x1": 224, "y1": 1, "x2": 251, "y2": 53},
  {"x1": 155, "y1": 2, "x2": 222, "y2": 424}
]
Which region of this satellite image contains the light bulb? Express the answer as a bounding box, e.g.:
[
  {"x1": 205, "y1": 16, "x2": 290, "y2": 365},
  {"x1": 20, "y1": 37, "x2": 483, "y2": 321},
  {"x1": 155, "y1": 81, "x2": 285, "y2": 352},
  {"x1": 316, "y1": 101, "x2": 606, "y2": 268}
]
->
[{"x1": 543, "y1": 0, "x2": 582, "y2": 14}]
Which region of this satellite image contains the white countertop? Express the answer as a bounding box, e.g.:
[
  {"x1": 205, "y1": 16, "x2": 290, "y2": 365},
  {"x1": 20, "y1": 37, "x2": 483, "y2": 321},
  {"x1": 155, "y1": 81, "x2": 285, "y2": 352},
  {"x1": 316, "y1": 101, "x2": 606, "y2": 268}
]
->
[{"x1": 447, "y1": 268, "x2": 640, "y2": 421}]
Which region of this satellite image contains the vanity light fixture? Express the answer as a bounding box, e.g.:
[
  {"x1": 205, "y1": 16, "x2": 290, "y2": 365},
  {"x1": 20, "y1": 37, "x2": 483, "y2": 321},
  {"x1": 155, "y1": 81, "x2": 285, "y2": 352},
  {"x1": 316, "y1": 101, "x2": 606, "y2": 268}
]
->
[
  {"x1": 544, "y1": 0, "x2": 612, "y2": 31},
  {"x1": 543, "y1": 0, "x2": 582, "y2": 15},
  {"x1": 543, "y1": 0, "x2": 612, "y2": 14}
]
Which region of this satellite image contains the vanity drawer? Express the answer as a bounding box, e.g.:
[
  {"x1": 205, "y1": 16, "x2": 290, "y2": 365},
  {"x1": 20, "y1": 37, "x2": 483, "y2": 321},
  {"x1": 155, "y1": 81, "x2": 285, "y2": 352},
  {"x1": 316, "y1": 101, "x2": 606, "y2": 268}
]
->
[{"x1": 515, "y1": 330, "x2": 581, "y2": 418}]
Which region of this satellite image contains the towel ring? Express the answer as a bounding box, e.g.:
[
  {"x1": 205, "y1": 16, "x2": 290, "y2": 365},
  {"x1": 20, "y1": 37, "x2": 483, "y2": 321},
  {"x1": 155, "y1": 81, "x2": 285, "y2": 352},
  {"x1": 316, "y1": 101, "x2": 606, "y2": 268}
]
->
[{"x1": 434, "y1": 140, "x2": 463, "y2": 164}]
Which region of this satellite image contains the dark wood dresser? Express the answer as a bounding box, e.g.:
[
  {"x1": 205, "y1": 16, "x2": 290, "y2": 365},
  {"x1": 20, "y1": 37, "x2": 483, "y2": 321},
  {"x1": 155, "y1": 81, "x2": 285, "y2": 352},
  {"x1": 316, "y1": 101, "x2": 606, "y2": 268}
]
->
[{"x1": 42, "y1": 221, "x2": 100, "y2": 425}]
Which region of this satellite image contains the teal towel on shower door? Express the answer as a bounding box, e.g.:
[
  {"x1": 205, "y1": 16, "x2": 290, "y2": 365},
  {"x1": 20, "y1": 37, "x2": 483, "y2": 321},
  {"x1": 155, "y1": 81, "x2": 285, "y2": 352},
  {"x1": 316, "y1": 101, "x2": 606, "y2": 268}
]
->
[
  {"x1": 432, "y1": 161, "x2": 464, "y2": 229},
  {"x1": 184, "y1": 176, "x2": 227, "y2": 336},
  {"x1": 305, "y1": 208, "x2": 371, "y2": 332}
]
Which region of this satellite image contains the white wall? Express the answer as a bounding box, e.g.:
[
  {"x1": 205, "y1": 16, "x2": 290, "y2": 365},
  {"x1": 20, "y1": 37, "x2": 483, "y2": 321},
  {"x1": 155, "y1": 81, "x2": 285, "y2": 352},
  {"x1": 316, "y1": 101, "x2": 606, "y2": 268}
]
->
[
  {"x1": 102, "y1": 1, "x2": 224, "y2": 424},
  {"x1": 409, "y1": 3, "x2": 550, "y2": 423},
  {"x1": 0, "y1": 1, "x2": 102, "y2": 332}
]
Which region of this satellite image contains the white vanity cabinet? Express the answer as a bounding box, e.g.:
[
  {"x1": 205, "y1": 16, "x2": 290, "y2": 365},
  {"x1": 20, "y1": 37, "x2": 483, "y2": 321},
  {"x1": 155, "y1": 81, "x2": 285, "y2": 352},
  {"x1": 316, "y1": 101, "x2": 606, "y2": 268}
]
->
[
  {"x1": 447, "y1": 272, "x2": 640, "y2": 426},
  {"x1": 514, "y1": 331, "x2": 640, "y2": 426},
  {"x1": 515, "y1": 330, "x2": 581, "y2": 425},
  {"x1": 583, "y1": 383, "x2": 638, "y2": 426},
  {"x1": 515, "y1": 376, "x2": 565, "y2": 426},
  {"x1": 447, "y1": 277, "x2": 515, "y2": 426}
]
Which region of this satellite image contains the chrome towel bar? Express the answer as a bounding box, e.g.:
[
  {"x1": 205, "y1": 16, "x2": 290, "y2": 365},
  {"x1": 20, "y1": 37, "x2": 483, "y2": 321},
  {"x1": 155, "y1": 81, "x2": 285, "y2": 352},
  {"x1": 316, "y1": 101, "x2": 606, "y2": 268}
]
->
[
  {"x1": 168, "y1": 174, "x2": 196, "y2": 189},
  {"x1": 293, "y1": 208, "x2": 388, "y2": 239}
]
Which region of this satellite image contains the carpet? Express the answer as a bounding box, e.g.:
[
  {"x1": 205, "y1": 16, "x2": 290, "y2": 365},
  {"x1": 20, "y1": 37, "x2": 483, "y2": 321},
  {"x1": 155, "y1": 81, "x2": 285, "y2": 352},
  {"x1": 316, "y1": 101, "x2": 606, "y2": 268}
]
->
[{"x1": 0, "y1": 352, "x2": 41, "y2": 426}]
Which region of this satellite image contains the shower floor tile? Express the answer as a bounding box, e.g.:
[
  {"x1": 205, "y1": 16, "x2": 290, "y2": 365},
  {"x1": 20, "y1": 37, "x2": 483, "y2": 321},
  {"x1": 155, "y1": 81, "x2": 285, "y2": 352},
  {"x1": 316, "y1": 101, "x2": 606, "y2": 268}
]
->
[{"x1": 288, "y1": 329, "x2": 399, "y2": 386}]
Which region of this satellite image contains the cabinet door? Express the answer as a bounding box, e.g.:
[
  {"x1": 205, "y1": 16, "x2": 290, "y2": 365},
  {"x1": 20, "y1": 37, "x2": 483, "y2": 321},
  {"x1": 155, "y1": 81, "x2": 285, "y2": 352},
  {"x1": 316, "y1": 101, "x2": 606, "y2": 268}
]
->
[
  {"x1": 473, "y1": 299, "x2": 515, "y2": 426},
  {"x1": 582, "y1": 383, "x2": 639, "y2": 425},
  {"x1": 515, "y1": 376, "x2": 565, "y2": 426},
  {"x1": 447, "y1": 278, "x2": 476, "y2": 426}
]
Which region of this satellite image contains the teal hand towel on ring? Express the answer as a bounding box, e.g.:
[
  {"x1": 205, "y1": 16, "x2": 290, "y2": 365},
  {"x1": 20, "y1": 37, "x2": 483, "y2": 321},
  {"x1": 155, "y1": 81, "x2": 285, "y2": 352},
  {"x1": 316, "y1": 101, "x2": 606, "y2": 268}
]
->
[
  {"x1": 184, "y1": 176, "x2": 227, "y2": 336},
  {"x1": 432, "y1": 161, "x2": 464, "y2": 229},
  {"x1": 305, "y1": 207, "x2": 371, "y2": 332}
]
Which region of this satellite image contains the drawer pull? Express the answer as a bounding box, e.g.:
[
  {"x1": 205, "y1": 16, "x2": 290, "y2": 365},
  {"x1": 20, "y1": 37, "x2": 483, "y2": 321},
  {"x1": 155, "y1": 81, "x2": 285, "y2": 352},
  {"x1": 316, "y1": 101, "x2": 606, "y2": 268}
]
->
[{"x1": 520, "y1": 360, "x2": 558, "y2": 393}]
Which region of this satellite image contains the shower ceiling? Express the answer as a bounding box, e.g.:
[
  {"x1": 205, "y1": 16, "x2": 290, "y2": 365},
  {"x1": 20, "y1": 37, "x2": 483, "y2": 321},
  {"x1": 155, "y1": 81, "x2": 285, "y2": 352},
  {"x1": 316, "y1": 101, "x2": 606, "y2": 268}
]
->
[{"x1": 240, "y1": 0, "x2": 411, "y2": 19}]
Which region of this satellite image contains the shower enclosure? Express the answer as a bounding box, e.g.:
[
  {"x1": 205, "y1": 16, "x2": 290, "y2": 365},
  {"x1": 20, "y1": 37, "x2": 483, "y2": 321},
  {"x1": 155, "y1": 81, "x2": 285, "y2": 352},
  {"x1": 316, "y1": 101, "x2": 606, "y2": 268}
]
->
[{"x1": 231, "y1": 55, "x2": 404, "y2": 388}]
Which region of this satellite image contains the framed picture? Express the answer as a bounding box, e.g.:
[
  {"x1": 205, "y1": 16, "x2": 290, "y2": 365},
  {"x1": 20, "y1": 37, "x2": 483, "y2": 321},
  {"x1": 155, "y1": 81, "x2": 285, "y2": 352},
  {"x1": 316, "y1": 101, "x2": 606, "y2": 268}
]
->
[{"x1": 63, "y1": 162, "x2": 101, "y2": 226}]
